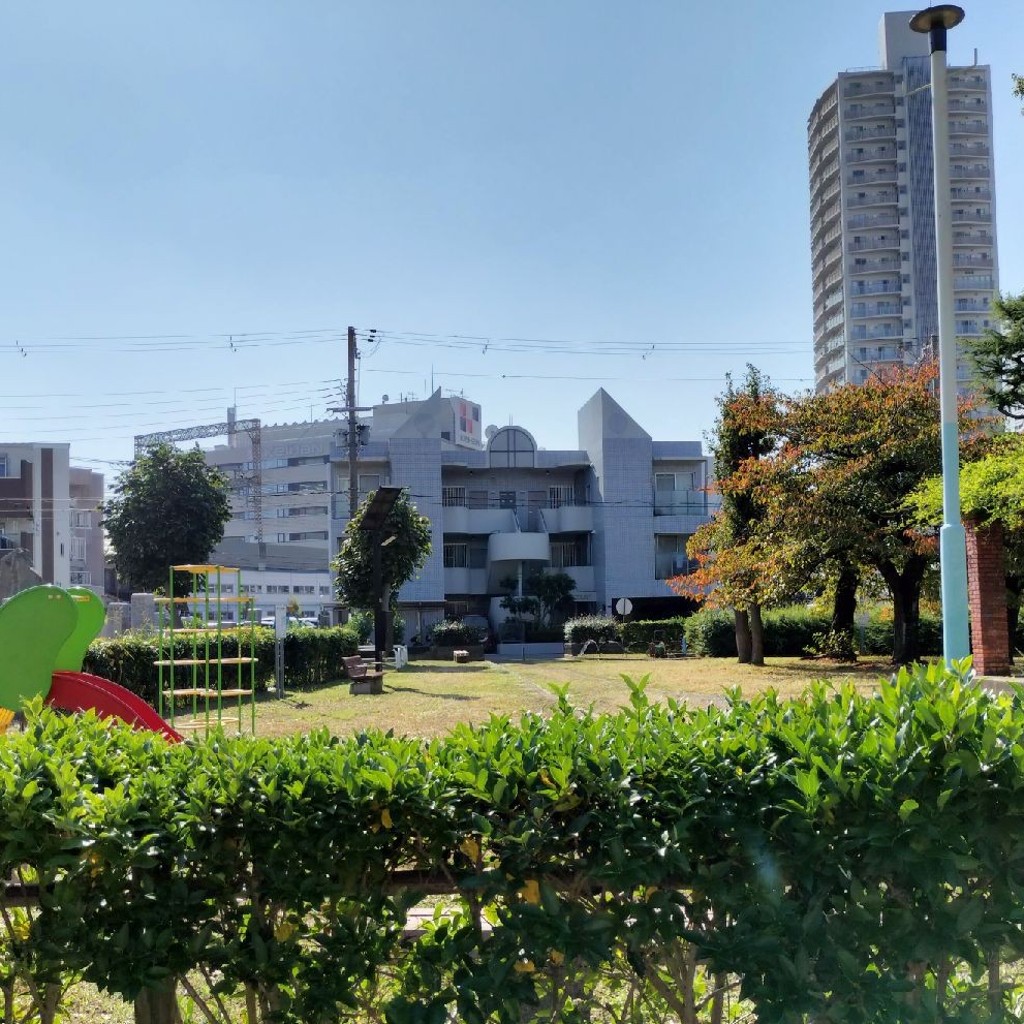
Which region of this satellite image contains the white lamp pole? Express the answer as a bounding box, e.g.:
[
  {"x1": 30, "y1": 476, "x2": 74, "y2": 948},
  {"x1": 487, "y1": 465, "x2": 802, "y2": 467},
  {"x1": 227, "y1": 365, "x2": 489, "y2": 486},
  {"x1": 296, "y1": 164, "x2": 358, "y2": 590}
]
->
[{"x1": 910, "y1": 4, "x2": 970, "y2": 663}]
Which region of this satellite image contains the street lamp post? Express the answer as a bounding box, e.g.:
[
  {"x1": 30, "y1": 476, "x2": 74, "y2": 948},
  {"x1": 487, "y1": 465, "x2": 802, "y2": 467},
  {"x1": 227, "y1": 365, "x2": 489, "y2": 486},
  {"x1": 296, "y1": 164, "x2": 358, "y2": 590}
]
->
[{"x1": 910, "y1": 4, "x2": 970, "y2": 664}]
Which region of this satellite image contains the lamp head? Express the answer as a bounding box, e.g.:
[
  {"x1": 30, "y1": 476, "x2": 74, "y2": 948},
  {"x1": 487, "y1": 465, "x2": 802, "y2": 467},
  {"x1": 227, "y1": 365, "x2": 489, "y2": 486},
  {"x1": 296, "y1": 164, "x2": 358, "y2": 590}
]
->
[{"x1": 909, "y1": 5, "x2": 965, "y2": 32}]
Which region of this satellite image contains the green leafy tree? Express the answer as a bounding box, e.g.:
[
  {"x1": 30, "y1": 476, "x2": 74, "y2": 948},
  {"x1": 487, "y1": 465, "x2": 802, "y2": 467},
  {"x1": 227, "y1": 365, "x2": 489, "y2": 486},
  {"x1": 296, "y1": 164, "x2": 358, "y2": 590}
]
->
[
  {"x1": 102, "y1": 443, "x2": 231, "y2": 593},
  {"x1": 332, "y1": 490, "x2": 431, "y2": 609},
  {"x1": 525, "y1": 568, "x2": 576, "y2": 627},
  {"x1": 1014, "y1": 72, "x2": 1023, "y2": 111},
  {"x1": 673, "y1": 366, "x2": 781, "y2": 665},
  {"x1": 965, "y1": 292, "x2": 1024, "y2": 420},
  {"x1": 735, "y1": 365, "x2": 966, "y2": 664}
]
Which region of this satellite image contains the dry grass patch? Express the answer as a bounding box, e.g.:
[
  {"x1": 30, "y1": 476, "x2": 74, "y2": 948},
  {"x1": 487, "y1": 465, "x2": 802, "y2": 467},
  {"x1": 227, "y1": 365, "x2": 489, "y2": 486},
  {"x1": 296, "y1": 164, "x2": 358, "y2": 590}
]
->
[{"x1": 171, "y1": 654, "x2": 896, "y2": 740}]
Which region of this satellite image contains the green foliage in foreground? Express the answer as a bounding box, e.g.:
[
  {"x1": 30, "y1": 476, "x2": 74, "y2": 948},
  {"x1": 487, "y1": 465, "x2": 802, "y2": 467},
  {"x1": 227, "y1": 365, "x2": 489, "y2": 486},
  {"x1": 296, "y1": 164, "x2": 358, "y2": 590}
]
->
[
  {"x1": 82, "y1": 625, "x2": 359, "y2": 703},
  {"x1": 3, "y1": 664, "x2": 1024, "y2": 1022}
]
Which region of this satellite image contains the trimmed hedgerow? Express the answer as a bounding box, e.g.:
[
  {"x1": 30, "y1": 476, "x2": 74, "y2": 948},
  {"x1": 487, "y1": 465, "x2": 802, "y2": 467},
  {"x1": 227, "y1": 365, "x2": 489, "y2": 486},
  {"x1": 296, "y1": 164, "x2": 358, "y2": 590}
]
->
[
  {"x1": 563, "y1": 615, "x2": 621, "y2": 645},
  {"x1": 3, "y1": 663, "x2": 1024, "y2": 1023},
  {"x1": 82, "y1": 625, "x2": 360, "y2": 704}
]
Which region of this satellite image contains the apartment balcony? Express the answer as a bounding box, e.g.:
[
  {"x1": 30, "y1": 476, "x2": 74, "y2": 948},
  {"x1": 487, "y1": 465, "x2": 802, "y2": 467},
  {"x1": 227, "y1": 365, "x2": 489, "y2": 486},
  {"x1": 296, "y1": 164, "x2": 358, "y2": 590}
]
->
[
  {"x1": 850, "y1": 280, "x2": 900, "y2": 296},
  {"x1": 848, "y1": 256, "x2": 900, "y2": 273},
  {"x1": 948, "y1": 98, "x2": 988, "y2": 112},
  {"x1": 952, "y1": 254, "x2": 993, "y2": 268},
  {"x1": 842, "y1": 79, "x2": 891, "y2": 97},
  {"x1": 846, "y1": 212, "x2": 898, "y2": 230},
  {"x1": 851, "y1": 303, "x2": 902, "y2": 318},
  {"x1": 950, "y1": 165, "x2": 990, "y2": 180},
  {"x1": 442, "y1": 506, "x2": 516, "y2": 535},
  {"x1": 846, "y1": 169, "x2": 896, "y2": 186},
  {"x1": 951, "y1": 187, "x2": 992, "y2": 201},
  {"x1": 845, "y1": 103, "x2": 895, "y2": 120},
  {"x1": 950, "y1": 142, "x2": 989, "y2": 156},
  {"x1": 949, "y1": 120, "x2": 988, "y2": 135},
  {"x1": 954, "y1": 275, "x2": 995, "y2": 290},
  {"x1": 948, "y1": 76, "x2": 987, "y2": 91},
  {"x1": 850, "y1": 325, "x2": 901, "y2": 341},
  {"x1": 845, "y1": 149, "x2": 896, "y2": 165},
  {"x1": 539, "y1": 504, "x2": 594, "y2": 533},
  {"x1": 488, "y1": 532, "x2": 550, "y2": 564},
  {"x1": 951, "y1": 211, "x2": 991, "y2": 223},
  {"x1": 654, "y1": 489, "x2": 707, "y2": 517},
  {"x1": 952, "y1": 232, "x2": 993, "y2": 246},
  {"x1": 844, "y1": 125, "x2": 894, "y2": 142},
  {"x1": 847, "y1": 238, "x2": 899, "y2": 253},
  {"x1": 847, "y1": 191, "x2": 897, "y2": 208},
  {"x1": 955, "y1": 300, "x2": 990, "y2": 313},
  {"x1": 443, "y1": 567, "x2": 489, "y2": 595}
]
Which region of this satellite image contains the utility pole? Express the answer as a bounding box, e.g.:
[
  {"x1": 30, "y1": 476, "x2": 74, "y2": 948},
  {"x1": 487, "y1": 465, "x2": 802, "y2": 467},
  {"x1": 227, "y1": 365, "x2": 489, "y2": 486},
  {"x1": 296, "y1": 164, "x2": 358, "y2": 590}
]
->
[{"x1": 347, "y1": 325, "x2": 359, "y2": 518}]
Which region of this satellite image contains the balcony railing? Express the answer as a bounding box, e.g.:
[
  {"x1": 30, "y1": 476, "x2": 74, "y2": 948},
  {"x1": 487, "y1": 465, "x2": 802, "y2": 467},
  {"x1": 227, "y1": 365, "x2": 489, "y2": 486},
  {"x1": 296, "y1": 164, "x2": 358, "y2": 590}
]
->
[
  {"x1": 845, "y1": 149, "x2": 896, "y2": 164},
  {"x1": 951, "y1": 188, "x2": 992, "y2": 200},
  {"x1": 955, "y1": 300, "x2": 990, "y2": 312},
  {"x1": 849, "y1": 257, "x2": 900, "y2": 272},
  {"x1": 846, "y1": 212, "x2": 898, "y2": 230},
  {"x1": 950, "y1": 165, "x2": 989, "y2": 179},
  {"x1": 949, "y1": 120, "x2": 988, "y2": 135},
  {"x1": 847, "y1": 238, "x2": 899, "y2": 253},
  {"x1": 954, "y1": 275, "x2": 995, "y2": 290},
  {"x1": 850, "y1": 326, "x2": 901, "y2": 341},
  {"x1": 948, "y1": 76, "x2": 987, "y2": 91},
  {"x1": 952, "y1": 255, "x2": 993, "y2": 268},
  {"x1": 948, "y1": 98, "x2": 988, "y2": 112},
  {"x1": 851, "y1": 303, "x2": 902, "y2": 318},
  {"x1": 951, "y1": 211, "x2": 991, "y2": 223},
  {"x1": 850, "y1": 278, "x2": 899, "y2": 294},
  {"x1": 847, "y1": 191, "x2": 897, "y2": 208},
  {"x1": 844, "y1": 125, "x2": 894, "y2": 142},
  {"x1": 845, "y1": 103, "x2": 895, "y2": 120}
]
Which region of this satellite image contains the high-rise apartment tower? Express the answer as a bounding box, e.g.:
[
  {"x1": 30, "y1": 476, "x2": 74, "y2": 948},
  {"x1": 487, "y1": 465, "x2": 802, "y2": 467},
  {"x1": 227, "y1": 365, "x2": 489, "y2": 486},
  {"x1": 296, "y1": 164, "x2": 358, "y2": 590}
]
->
[{"x1": 809, "y1": 11, "x2": 998, "y2": 392}]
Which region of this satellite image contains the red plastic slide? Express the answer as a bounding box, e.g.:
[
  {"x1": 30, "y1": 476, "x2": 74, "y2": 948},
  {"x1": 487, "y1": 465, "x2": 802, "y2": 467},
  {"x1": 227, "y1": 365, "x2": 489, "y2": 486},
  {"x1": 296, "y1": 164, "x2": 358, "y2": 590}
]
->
[{"x1": 47, "y1": 671, "x2": 183, "y2": 743}]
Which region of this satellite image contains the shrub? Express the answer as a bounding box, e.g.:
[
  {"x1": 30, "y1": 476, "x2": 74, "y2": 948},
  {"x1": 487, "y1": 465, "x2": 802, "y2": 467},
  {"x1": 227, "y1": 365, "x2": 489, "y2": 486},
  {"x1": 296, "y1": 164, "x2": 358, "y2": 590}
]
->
[
  {"x1": 82, "y1": 625, "x2": 360, "y2": 704},
  {"x1": 563, "y1": 615, "x2": 621, "y2": 645},
  {"x1": 683, "y1": 608, "x2": 735, "y2": 656},
  {"x1": 621, "y1": 616, "x2": 689, "y2": 650},
  {"x1": 4, "y1": 663, "x2": 1024, "y2": 1023},
  {"x1": 429, "y1": 619, "x2": 484, "y2": 647}
]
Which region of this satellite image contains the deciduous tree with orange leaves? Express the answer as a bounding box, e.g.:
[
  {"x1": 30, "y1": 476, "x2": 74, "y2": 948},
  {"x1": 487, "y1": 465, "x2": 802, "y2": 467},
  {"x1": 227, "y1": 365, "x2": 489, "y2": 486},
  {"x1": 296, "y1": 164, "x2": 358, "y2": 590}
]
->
[{"x1": 675, "y1": 363, "x2": 977, "y2": 664}]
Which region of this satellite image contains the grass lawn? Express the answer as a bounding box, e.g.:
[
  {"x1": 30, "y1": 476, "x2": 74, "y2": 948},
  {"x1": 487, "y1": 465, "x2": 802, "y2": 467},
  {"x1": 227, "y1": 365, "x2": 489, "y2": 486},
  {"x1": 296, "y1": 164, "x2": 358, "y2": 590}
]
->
[{"x1": 173, "y1": 653, "x2": 899, "y2": 740}]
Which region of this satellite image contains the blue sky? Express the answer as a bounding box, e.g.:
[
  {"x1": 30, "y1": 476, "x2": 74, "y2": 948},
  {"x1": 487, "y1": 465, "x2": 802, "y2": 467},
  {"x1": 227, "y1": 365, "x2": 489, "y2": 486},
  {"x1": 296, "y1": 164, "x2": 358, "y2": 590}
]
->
[{"x1": 2, "y1": 1, "x2": 1021, "y2": 480}]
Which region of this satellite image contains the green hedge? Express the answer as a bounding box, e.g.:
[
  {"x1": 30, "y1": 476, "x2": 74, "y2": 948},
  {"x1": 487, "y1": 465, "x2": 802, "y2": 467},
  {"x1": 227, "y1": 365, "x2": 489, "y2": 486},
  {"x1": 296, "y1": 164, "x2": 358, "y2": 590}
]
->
[
  {"x1": 563, "y1": 615, "x2": 620, "y2": 644},
  {"x1": 620, "y1": 615, "x2": 688, "y2": 650},
  {"x1": 82, "y1": 625, "x2": 360, "y2": 704},
  {"x1": 3, "y1": 663, "x2": 1024, "y2": 1022},
  {"x1": 681, "y1": 606, "x2": 945, "y2": 659},
  {"x1": 429, "y1": 620, "x2": 484, "y2": 646}
]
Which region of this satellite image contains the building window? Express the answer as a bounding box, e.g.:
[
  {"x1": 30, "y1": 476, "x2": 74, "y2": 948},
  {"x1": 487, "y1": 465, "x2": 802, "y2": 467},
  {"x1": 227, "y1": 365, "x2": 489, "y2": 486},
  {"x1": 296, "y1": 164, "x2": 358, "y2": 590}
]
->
[
  {"x1": 69, "y1": 570, "x2": 92, "y2": 586},
  {"x1": 266, "y1": 585, "x2": 289, "y2": 594},
  {"x1": 0, "y1": 455, "x2": 7, "y2": 478},
  {"x1": 70, "y1": 537, "x2": 87, "y2": 562},
  {"x1": 443, "y1": 543, "x2": 468, "y2": 568},
  {"x1": 293, "y1": 585, "x2": 315, "y2": 595},
  {"x1": 71, "y1": 510, "x2": 91, "y2": 528},
  {"x1": 442, "y1": 486, "x2": 467, "y2": 507},
  {"x1": 548, "y1": 485, "x2": 575, "y2": 508},
  {"x1": 655, "y1": 535, "x2": 694, "y2": 580},
  {"x1": 488, "y1": 426, "x2": 536, "y2": 468}
]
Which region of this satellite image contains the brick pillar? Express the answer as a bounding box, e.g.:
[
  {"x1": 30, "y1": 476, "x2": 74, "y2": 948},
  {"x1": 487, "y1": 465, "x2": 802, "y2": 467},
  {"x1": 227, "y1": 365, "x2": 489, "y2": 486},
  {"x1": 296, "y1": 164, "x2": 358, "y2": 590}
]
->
[{"x1": 965, "y1": 520, "x2": 1011, "y2": 676}]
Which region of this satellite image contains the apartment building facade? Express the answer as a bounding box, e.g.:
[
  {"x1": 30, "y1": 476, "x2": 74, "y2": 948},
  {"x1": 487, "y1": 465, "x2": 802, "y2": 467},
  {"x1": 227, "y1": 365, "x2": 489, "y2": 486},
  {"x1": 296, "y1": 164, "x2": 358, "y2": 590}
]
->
[
  {"x1": 0, "y1": 443, "x2": 71, "y2": 587},
  {"x1": 809, "y1": 10, "x2": 998, "y2": 391},
  {"x1": 204, "y1": 389, "x2": 716, "y2": 634},
  {"x1": 68, "y1": 467, "x2": 105, "y2": 593}
]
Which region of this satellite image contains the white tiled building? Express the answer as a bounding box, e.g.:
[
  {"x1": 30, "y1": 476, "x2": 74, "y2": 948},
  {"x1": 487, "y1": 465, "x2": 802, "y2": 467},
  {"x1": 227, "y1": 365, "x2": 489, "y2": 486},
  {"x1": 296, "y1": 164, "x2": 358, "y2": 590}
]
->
[
  {"x1": 0, "y1": 443, "x2": 72, "y2": 587},
  {"x1": 204, "y1": 389, "x2": 718, "y2": 636},
  {"x1": 809, "y1": 10, "x2": 999, "y2": 391}
]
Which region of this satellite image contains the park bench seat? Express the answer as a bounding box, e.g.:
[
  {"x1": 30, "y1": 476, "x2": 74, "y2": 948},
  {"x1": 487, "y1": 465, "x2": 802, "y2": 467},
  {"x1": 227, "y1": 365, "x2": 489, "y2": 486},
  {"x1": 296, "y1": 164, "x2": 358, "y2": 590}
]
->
[{"x1": 343, "y1": 655, "x2": 384, "y2": 695}]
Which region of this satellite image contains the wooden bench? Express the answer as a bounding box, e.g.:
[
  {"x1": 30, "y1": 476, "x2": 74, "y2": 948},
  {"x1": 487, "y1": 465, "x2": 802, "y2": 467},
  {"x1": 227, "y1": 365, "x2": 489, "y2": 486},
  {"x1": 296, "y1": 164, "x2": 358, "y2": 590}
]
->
[{"x1": 342, "y1": 655, "x2": 384, "y2": 695}]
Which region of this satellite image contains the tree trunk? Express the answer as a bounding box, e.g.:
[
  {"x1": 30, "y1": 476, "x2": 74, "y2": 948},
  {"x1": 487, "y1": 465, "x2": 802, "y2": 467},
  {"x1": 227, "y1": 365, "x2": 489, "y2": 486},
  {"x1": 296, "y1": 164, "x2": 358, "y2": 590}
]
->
[
  {"x1": 749, "y1": 603, "x2": 765, "y2": 666},
  {"x1": 134, "y1": 983, "x2": 182, "y2": 1024},
  {"x1": 734, "y1": 609, "x2": 752, "y2": 664},
  {"x1": 831, "y1": 564, "x2": 859, "y2": 637},
  {"x1": 879, "y1": 557, "x2": 927, "y2": 665}
]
